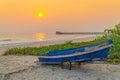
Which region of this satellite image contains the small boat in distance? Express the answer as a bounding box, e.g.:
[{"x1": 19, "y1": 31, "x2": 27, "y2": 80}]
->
[{"x1": 37, "y1": 39, "x2": 112, "y2": 69}]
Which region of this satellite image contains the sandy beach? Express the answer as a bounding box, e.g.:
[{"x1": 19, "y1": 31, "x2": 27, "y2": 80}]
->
[{"x1": 0, "y1": 38, "x2": 120, "y2": 80}]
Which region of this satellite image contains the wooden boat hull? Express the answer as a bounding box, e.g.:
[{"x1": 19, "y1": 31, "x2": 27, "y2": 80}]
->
[{"x1": 37, "y1": 39, "x2": 112, "y2": 64}]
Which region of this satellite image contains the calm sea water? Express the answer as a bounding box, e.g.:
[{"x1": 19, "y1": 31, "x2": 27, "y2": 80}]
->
[{"x1": 0, "y1": 33, "x2": 97, "y2": 46}]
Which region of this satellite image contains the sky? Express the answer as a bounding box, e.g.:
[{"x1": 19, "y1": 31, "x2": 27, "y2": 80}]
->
[{"x1": 0, "y1": 0, "x2": 120, "y2": 33}]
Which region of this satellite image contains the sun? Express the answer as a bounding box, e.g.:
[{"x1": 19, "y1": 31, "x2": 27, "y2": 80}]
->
[
  {"x1": 38, "y1": 13, "x2": 42, "y2": 17},
  {"x1": 38, "y1": 13, "x2": 43, "y2": 18}
]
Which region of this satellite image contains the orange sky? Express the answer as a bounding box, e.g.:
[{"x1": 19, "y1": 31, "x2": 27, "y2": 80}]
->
[{"x1": 0, "y1": 0, "x2": 120, "y2": 33}]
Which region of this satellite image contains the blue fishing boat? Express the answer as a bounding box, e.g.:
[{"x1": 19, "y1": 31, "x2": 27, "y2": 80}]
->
[{"x1": 37, "y1": 39, "x2": 112, "y2": 69}]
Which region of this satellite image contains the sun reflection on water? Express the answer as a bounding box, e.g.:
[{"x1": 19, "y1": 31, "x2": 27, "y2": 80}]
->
[{"x1": 36, "y1": 33, "x2": 45, "y2": 41}]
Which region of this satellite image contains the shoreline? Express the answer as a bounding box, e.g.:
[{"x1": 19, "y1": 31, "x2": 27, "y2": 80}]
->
[{"x1": 0, "y1": 36, "x2": 97, "y2": 47}]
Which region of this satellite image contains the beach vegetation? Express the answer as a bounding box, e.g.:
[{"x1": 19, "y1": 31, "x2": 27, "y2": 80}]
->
[
  {"x1": 104, "y1": 24, "x2": 120, "y2": 63},
  {"x1": 4, "y1": 38, "x2": 106, "y2": 56}
]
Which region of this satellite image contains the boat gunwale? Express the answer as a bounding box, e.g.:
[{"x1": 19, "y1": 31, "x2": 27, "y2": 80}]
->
[{"x1": 37, "y1": 44, "x2": 112, "y2": 59}]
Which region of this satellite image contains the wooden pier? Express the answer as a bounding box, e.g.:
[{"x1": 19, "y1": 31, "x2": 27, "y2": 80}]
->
[{"x1": 56, "y1": 31, "x2": 104, "y2": 35}]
